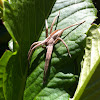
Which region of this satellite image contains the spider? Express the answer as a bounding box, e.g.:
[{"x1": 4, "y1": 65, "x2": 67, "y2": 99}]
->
[{"x1": 28, "y1": 11, "x2": 85, "y2": 83}]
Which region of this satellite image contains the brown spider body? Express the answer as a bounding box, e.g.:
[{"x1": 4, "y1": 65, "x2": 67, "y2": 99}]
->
[{"x1": 28, "y1": 11, "x2": 85, "y2": 83}]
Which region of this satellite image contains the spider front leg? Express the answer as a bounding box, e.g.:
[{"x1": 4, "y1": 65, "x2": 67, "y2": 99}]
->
[
  {"x1": 28, "y1": 41, "x2": 42, "y2": 57},
  {"x1": 54, "y1": 37, "x2": 71, "y2": 57},
  {"x1": 28, "y1": 41, "x2": 45, "y2": 61},
  {"x1": 50, "y1": 11, "x2": 60, "y2": 34}
]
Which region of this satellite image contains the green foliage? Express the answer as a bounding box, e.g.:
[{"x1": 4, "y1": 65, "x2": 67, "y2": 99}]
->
[
  {"x1": 0, "y1": 50, "x2": 14, "y2": 100},
  {"x1": 73, "y1": 24, "x2": 100, "y2": 100},
  {"x1": 1, "y1": 0, "x2": 56, "y2": 100},
  {"x1": 0, "y1": 0, "x2": 99, "y2": 100}
]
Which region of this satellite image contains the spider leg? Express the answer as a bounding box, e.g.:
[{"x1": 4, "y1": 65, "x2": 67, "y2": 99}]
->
[
  {"x1": 55, "y1": 13, "x2": 60, "y2": 31},
  {"x1": 54, "y1": 37, "x2": 71, "y2": 57},
  {"x1": 50, "y1": 11, "x2": 60, "y2": 34},
  {"x1": 45, "y1": 19, "x2": 48, "y2": 38},
  {"x1": 30, "y1": 41, "x2": 42, "y2": 49},
  {"x1": 56, "y1": 21, "x2": 86, "y2": 38},
  {"x1": 28, "y1": 42, "x2": 45, "y2": 61},
  {"x1": 28, "y1": 41, "x2": 42, "y2": 56},
  {"x1": 62, "y1": 21, "x2": 85, "y2": 31},
  {"x1": 43, "y1": 44, "x2": 53, "y2": 83}
]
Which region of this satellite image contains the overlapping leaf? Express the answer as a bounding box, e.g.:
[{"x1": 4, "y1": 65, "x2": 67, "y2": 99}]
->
[
  {"x1": 0, "y1": 0, "x2": 98, "y2": 100},
  {"x1": 0, "y1": 50, "x2": 14, "y2": 100},
  {"x1": 24, "y1": 0, "x2": 97, "y2": 100},
  {"x1": 73, "y1": 24, "x2": 100, "y2": 100},
  {"x1": 0, "y1": 0, "x2": 56, "y2": 100}
]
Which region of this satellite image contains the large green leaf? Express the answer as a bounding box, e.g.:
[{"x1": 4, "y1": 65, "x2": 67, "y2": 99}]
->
[
  {"x1": 1, "y1": 0, "x2": 56, "y2": 100},
  {"x1": 24, "y1": 0, "x2": 97, "y2": 100},
  {"x1": 73, "y1": 24, "x2": 100, "y2": 100}
]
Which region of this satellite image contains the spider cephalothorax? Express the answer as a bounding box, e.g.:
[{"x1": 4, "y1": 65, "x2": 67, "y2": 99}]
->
[{"x1": 28, "y1": 11, "x2": 85, "y2": 83}]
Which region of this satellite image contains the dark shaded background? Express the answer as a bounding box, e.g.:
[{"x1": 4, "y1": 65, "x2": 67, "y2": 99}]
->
[
  {"x1": 0, "y1": 0, "x2": 100, "y2": 57},
  {"x1": 0, "y1": 20, "x2": 10, "y2": 57},
  {"x1": 93, "y1": 0, "x2": 100, "y2": 24}
]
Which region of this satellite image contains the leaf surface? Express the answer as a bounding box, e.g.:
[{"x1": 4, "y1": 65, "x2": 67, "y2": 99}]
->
[
  {"x1": 0, "y1": 50, "x2": 14, "y2": 100},
  {"x1": 24, "y1": 0, "x2": 97, "y2": 100},
  {"x1": 1, "y1": 0, "x2": 56, "y2": 100},
  {"x1": 73, "y1": 24, "x2": 100, "y2": 100}
]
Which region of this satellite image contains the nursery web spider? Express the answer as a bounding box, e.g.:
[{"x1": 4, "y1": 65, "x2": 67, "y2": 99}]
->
[{"x1": 28, "y1": 11, "x2": 85, "y2": 83}]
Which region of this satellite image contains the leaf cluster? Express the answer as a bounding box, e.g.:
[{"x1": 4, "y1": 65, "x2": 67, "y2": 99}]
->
[{"x1": 0, "y1": 0, "x2": 100, "y2": 100}]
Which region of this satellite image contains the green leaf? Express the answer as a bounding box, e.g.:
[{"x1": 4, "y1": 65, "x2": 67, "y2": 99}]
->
[
  {"x1": 0, "y1": 50, "x2": 14, "y2": 100},
  {"x1": 73, "y1": 24, "x2": 100, "y2": 100},
  {"x1": 80, "y1": 63, "x2": 100, "y2": 100},
  {"x1": 24, "y1": 0, "x2": 97, "y2": 100},
  {"x1": 1, "y1": 0, "x2": 56, "y2": 100}
]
